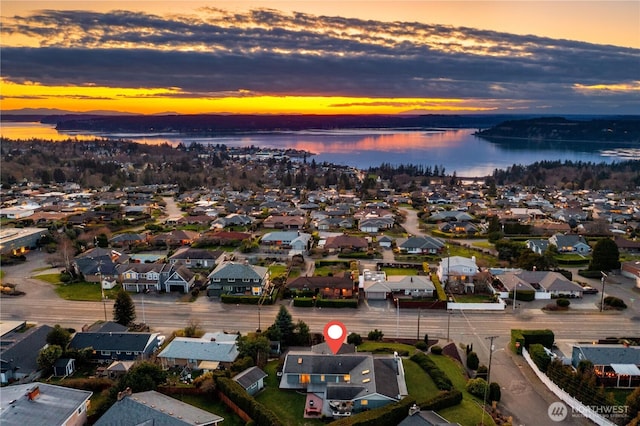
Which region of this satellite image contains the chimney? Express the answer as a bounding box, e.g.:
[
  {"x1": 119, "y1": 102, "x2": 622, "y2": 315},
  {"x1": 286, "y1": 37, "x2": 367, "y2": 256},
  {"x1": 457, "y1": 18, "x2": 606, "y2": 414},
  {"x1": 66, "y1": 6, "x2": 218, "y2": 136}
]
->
[
  {"x1": 26, "y1": 386, "x2": 40, "y2": 401},
  {"x1": 117, "y1": 387, "x2": 133, "y2": 401},
  {"x1": 409, "y1": 403, "x2": 420, "y2": 416}
]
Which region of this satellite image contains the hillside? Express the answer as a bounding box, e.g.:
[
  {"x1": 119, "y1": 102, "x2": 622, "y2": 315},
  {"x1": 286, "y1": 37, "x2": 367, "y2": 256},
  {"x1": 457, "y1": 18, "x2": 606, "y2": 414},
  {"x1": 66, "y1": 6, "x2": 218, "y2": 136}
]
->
[{"x1": 475, "y1": 117, "x2": 640, "y2": 143}]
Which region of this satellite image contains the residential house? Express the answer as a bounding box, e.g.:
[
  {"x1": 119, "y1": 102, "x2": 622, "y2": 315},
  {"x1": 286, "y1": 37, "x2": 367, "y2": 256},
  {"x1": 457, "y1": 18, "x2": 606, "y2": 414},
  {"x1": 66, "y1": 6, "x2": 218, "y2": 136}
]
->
[
  {"x1": 525, "y1": 239, "x2": 550, "y2": 255},
  {"x1": 198, "y1": 230, "x2": 252, "y2": 246},
  {"x1": 206, "y1": 261, "x2": 270, "y2": 297},
  {"x1": 378, "y1": 235, "x2": 395, "y2": 249},
  {"x1": 362, "y1": 272, "x2": 435, "y2": 300},
  {"x1": 169, "y1": 246, "x2": 224, "y2": 269},
  {"x1": 621, "y1": 261, "x2": 640, "y2": 283},
  {"x1": 399, "y1": 236, "x2": 445, "y2": 255},
  {"x1": 157, "y1": 332, "x2": 239, "y2": 370},
  {"x1": 437, "y1": 256, "x2": 479, "y2": 292},
  {"x1": 104, "y1": 360, "x2": 135, "y2": 379},
  {"x1": 315, "y1": 217, "x2": 354, "y2": 231},
  {"x1": 95, "y1": 390, "x2": 224, "y2": 426},
  {"x1": 263, "y1": 215, "x2": 306, "y2": 230},
  {"x1": 438, "y1": 221, "x2": 479, "y2": 235},
  {"x1": 211, "y1": 213, "x2": 254, "y2": 229},
  {"x1": 427, "y1": 211, "x2": 474, "y2": 222},
  {"x1": 288, "y1": 274, "x2": 355, "y2": 299},
  {"x1": 279, "y1": 350, "x2": 408, "y2": 418},
  {"x1": 117, "y1": 262, "x2": 172, "y2": 293},
  {"x1": 0, "y1": 383, "x2": 92, "y2": 426},
  {"x1": 233, "y1": 366, "x2": 268, "y2": 396},
  {"x1": 68, "y1": 332, "x2": 160, "y2": 362},
  {"x1": 548, "y1": 233, "x2": 591, "y2": 254},
  {"x1": 614, "y1": 237, "x2": 640, "y2": 254},
  {"x1": 109, "y1": 232, "x2": 147, "y2": 248},
  {"x1": 164, "y1": 264, "x2": 197, "y2": 293},
  {"x1": 323, "y1": 235, "x2": 368, "y2": 253},
  {"x1": 359, "y1": 217, "x2": 395, "y2": 233},
  {"x1": 495, "y1": 271, "x2": 585, "y2": 300},
  {"x1": 399, "y1": 406, "x2": 461, "y2": 426},
  {"x1": 261, "y1": 231, "x2": 313, "y2": 255},
  {"x1": 0, "y1": 324, "x2": 52, "y2": 384},
  {"x1": 571, "y1": 344, "x2": 640, "y2": 388},
  {"x1": 151, "y1": 229, "x2": 200, "y2": 247},
  {"x1": 74, "y1": 247, "x2": 125, "y2": 290}
]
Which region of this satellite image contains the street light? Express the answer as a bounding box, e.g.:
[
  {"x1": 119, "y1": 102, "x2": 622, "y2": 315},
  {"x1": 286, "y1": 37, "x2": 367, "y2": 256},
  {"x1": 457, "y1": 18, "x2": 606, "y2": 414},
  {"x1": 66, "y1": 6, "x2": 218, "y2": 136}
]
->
[
  {"x1": 600, "y1": 272, "x2": 607, "y2": 312},
  {"x1": 447, "y1": 309, "x2": 452, "y2": 341},
  {"x1": 416, "y1": 308, "x2": 421, "y2": 341},
  {"x1": 482, "y1": 335, "x2": 499, "y2": 425},
  {"x1": 98, "y1": 264, "x2": 107, "y2": 321},
  {"x1": 394, "y1": 297, "x2": 399, "y2": 338}
]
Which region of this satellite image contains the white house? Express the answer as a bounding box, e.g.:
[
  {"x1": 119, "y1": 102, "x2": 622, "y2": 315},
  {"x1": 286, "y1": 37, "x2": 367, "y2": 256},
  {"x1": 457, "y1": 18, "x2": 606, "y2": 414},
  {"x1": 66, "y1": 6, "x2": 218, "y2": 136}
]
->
[{"x1": 437, "y1": 256, "x2": 479, "y2": 285}]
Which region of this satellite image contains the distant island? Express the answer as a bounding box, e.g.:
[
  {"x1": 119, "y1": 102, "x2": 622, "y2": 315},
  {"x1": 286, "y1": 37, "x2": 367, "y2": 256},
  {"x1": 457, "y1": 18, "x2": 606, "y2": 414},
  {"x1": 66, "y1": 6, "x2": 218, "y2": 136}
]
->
[{"x1": 475, "y1": 117, "x2": 640, "y2": 143}]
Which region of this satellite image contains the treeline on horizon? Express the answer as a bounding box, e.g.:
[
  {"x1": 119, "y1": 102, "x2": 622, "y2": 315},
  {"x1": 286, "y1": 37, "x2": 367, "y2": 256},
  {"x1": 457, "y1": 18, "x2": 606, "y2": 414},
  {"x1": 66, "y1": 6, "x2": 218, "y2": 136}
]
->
[{"x1": 2, "y1": 137, "x2": 640, "y2": 192}]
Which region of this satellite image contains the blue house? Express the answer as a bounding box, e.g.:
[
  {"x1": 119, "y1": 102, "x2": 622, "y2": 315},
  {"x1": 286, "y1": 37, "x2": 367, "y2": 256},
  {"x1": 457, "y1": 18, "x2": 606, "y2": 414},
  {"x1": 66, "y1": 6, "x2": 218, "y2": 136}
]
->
[{"x1": 69, "y1": 332, "x2": 160, "y2": 362}]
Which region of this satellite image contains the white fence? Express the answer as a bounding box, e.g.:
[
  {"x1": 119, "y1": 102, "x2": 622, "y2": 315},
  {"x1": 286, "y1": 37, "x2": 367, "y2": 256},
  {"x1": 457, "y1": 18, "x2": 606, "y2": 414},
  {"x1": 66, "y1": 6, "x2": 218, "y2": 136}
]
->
[
  {"x1": 521, "y1": 347, "x2": 617, "y2": 426},
  {"x1": 446, "y1": 298, "x2": 506, "y2": 311}
]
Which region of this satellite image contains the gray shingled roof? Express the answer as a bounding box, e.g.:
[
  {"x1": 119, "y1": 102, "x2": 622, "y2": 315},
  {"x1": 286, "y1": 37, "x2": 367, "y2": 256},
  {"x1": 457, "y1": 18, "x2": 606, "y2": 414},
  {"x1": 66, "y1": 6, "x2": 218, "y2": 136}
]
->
[
  {"x1": 574, "y1": 345, "x2": 640, "y2": 366},
  {"x1": 0, "y1": 383, "x2": 92, "y2": 426},
  {"x1": 95, "y1": 390, "x2": 223, "y2": 426},
  {"x1": 69, "y1": 332, "x2": 156, "y2": 352},
  {"x1": 233, "y1": 366, "x2": 268, "y2": 389},
  {"x1": 208, "y1": 262, "x2": 267, "y2": 280},
  {"x1": 0, "y1": 324, "x2": 52, "y2": 376},
  {"x1": 158, "y1": 337, "x2": 239, "y2": 363}
]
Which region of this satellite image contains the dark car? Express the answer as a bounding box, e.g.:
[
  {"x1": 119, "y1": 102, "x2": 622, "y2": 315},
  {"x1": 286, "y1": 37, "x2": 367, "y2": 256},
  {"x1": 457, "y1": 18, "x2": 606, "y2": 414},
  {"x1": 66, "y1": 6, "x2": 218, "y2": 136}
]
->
[{"x1": 582, "y1": 286, "x2": 599, "y2": 294}]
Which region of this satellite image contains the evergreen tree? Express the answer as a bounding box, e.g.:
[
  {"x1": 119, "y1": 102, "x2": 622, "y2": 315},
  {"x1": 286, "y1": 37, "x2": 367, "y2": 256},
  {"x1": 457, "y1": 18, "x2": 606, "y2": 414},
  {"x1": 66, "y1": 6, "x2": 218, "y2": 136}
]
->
[
  {"x1": 37, "y1": 345, "x2": 62, "y2": 370},
  {"x1": 113, "y1": 290, "x2": 136, "y2": 326},
  {"x1": 274, "y1": 305, "x2": 295, "y2": 346},
  {"x1": 589, "y1": 238, "x2": 620, "y2": 271}
]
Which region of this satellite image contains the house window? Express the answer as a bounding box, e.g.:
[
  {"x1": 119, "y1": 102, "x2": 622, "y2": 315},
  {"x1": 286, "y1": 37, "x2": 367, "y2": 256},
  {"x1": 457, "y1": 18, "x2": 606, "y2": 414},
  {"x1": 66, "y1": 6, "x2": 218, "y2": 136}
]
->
[
  {"x1": 116, "y1": 351, "x2": 121, "y2": 355},
  {"x1": 212, "y1": 278, "x2": 220, "y2": 282},
  {"x1": 344, "y1": 374, "x2": 350, "y2": 382},
  {"x1": 300, "y1": 374, "x2": 310, "y2": 384},
  {"x1": 126, "y1": 352, "x2": 132, "y2": 355},
  {"x1": 243, "y1": 278, "x2": 250, "y2": 282},
  {"x1": 320, "y1": 375, "x2": 325, "y2": 382},
  {"x1": 361, "y1": 400, "x2": 368, "y2": 406},
  {"x1": 228, "y1": 278, "x2": 235, "y2": 282},
  {"x1": 101, "y1": 351, "x2": 111, "y2": 356}
]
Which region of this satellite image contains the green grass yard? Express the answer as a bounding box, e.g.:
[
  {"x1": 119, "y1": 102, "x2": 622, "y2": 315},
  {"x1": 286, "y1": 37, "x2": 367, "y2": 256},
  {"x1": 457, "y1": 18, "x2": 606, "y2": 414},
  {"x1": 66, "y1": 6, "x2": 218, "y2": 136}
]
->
[{"x1": 34, "y1": 273, "x2": 120, "y2": 301}]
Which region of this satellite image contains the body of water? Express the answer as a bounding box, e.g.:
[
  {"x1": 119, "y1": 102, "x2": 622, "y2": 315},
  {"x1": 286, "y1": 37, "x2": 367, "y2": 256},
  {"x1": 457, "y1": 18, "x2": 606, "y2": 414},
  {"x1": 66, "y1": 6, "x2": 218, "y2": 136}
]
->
[{"x1": 2, "y1": 122, "x2": 638, "y2": 177}]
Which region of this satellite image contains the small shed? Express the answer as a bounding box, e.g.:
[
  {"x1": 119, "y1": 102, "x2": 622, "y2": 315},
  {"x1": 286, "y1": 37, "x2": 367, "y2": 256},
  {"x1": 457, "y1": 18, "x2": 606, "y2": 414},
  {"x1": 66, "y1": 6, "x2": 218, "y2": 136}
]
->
[
  {"x1": 232, "y1": 366, "x2": 268, "y2": 396},
  {"x1": 53, "y1": 358, "x2": 75, "y2": 377}
]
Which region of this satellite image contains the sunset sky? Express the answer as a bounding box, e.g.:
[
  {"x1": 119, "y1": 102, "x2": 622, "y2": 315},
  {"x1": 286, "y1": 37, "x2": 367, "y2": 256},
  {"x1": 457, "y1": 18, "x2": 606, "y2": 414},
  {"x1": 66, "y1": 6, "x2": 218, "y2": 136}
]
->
[{"x1": 1, "y1": 1, "x2": 639, "y2": 115}]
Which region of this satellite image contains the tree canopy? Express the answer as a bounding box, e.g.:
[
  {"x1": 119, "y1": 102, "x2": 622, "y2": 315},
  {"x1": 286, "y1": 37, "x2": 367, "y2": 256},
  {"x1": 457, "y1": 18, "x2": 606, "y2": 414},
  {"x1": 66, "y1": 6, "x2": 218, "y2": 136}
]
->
[
  {"x1": 588, "y1": 238, "x2": 620, "y2": 272},
  {"x1": 113, "y1": 290, "x2": 136, "y2": 326}
]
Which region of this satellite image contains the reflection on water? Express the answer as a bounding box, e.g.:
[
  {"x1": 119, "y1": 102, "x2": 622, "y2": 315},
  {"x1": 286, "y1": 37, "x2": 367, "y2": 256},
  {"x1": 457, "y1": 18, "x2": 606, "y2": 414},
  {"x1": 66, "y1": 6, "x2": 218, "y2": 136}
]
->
[{"x1": 0, "y1": 122, "x2": 630, "y2": 177}]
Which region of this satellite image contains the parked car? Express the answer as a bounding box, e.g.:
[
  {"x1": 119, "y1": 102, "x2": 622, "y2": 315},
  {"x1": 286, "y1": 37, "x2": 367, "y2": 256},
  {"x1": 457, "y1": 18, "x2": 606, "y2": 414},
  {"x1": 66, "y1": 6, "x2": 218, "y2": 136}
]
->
[{"x1": 582, "y1": 286, "x2": 598, "y2": 294}]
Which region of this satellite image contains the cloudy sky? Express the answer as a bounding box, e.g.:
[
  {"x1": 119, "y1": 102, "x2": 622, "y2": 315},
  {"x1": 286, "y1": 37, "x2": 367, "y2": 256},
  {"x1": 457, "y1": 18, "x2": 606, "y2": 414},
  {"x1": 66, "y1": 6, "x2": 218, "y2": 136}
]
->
[{"x1": 1, "y1": 1, "x2": 639, "y2": 114}]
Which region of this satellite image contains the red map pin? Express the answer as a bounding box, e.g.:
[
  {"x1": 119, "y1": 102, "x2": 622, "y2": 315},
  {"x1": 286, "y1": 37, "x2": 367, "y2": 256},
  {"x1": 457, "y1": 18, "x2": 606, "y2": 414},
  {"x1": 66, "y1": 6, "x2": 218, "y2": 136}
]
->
[{"x1": 323, "y1": 320, "x2": 347, "y2": 355}]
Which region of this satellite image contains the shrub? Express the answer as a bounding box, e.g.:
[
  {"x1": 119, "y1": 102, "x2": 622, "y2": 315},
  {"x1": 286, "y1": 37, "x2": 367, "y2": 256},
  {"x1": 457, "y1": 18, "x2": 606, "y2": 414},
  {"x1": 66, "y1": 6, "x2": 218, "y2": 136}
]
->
[
  {"x1": 409, "y1": 352, "x2": 453, "y2": 391},
  {"x1": 368, "y1": 329, "x2": 384, "y2": 341},
  {"x1": 420, "y1": 389, "x2": 463, "y2": 411},
  {"x1": 476, "y1": 364, "x2": 488, "y2": 380},
  {"x1": 466, "y1": 377, "x2": 488, "y2": 399},
  {"x1": 529, "y1": 343, "x2": 551, "y2": 373},
  {"x1": 347, "y1": 332, "x2": 363, "y2": 346},
  {"x1": 604, "y1": 296, "x2": 627, "y2": 309},
  {"x1": 60, "y1": 273, "x2": 72, "y2": 283},
  {"x1": 430, "y1": 345, "x2": 443, "y2": 355},
  {"x1": 415, "y1": 341, "x2": 427, "y2": 351},
  {"x1": 556, "y1": 298, "x2": 570, "y2": 308},
  {"x1": 489, "y1": 382, "x2": 501, "y2": 402},
  {"x1": 466, "y1": 351, "x2": 480, "y2": 370}
]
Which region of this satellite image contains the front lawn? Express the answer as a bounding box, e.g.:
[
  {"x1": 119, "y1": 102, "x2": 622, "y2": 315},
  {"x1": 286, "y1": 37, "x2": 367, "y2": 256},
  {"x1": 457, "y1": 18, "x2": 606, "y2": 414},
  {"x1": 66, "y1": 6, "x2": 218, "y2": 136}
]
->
[
  {"x1": 383, "y1": 267, "x2": 419, "y2": 276},
  {"x1": 35, "y1": 273, "x2": 120, "y2": 301},
  {"x1": 403, "y1": 358, "x2": 439, "y2": 402}
]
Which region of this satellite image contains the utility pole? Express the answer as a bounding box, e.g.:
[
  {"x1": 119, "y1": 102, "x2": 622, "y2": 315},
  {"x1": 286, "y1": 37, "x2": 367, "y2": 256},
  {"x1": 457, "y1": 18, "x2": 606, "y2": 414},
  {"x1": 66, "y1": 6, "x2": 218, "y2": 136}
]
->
[
  {"x1": 482, "y1": 335, "x2": 499, "y2": 426},
  {"x1": 416, "y1": 308, "x2": 421, "y2": 341},
  {"x1": 600, "y1": 272, "x2": 607, "y2": 312}
]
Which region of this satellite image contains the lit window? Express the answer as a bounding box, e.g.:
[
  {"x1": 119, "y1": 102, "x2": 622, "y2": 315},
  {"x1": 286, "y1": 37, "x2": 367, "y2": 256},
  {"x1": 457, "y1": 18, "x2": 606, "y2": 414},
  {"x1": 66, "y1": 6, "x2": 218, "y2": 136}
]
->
[{"x1": 361, "y1": 400, "x2": 368, "y2": 405}]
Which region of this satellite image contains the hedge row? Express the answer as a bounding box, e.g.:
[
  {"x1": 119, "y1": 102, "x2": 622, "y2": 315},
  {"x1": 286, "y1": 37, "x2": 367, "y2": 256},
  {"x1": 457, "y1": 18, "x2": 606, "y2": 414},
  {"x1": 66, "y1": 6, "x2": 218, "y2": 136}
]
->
[
  {"x1": 409, "y1": 352, "x2": 453, "y2": 391},
  {"x1": 420, "y1": 389, "x2": 463, "y2": 410},
  {"x1": 578, "y1": 269, "x2": 605, "y2": 278},
  {"x1": 215, "y1": 377, "x2": 282, "y2": 426},
  {"x1": 511, "y1": 329, "x2": 555, "y2": 354},
  {"x1": 508, "y1": 289, "x2": 536, "y2": 302},
  {"x1": 317, "y1": 298, "x2": 358, "y2": 308},
  {"x1": 338, "y1": 252, "x2": 376, "y2": 259},
  {"x1": 220, "y1": 295, "x2": 272, "y2": 305},
  {"x1": 529, "y1": 343, "x2": 552, "y2": 373},
  {"x1": 316, "y1": 260, "x2": 352, "y2": 268},
  {"x1": 328, "y1": 396, "x2": 416, "y2": 426}
]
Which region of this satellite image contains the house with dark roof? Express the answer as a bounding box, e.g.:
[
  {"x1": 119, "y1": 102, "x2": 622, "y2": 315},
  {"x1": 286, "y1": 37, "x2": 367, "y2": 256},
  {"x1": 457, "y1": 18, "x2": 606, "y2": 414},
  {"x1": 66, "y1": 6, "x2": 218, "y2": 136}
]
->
[
  {"x1": 548, "y1": 233, "x2": 591, "y2": 254},
  {"x1": 0, "y1": 324, "x2": 52, "y2": 384},
  {"x1": 151, "y1": 229, "x2": 200, "y2": 247},
  {"x1": 233, "y1": 366, "x2": 268, "y2": 396},
  {"x1": 95, "y1": 390, "x2": 224, "y2": 425},
  {"x1": 359, "y1": 217, "x2": 395, "y2": 233},
  {"x1": 206, "y1": 261, "x2": 270, "y2": 297},
  {"x1": 164, "y1": 264, "x2": 197, "y2": 293},
  {"x1": 279, "y1": 350, "x2": 408, "y2": 419},
  {"x1": 0, "y1": 383, "x2": 92, "y2": 426},
  {"x1": 287, "y1": 274, "x2": 355, "y2": 299},
  {"x1": 571, "y1": 344, "x2": 640, "y2": 388},
  {"x1": 53, "y1": 358, "x2": 76, "y2": 377},
  {"x1": 68, "y1": 332, "x2": 160, "y2": 362},
  {"x1": 117, "y1": 262, "x2": 172, "y2": 293},
  {"x1": 169, "y1": 247, "x2": 224, "y2": 269},
  {"x1": 495, "y1": 271, "x2": 585, "y2": 300},
  {"x1": 398, "y1": 236, "x2": 445, "y2": 255}
]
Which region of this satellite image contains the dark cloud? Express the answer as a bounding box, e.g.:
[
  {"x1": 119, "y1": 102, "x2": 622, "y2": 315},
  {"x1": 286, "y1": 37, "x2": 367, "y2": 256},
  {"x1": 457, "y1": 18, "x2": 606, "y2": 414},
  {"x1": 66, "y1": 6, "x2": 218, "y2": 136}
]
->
[{"x1": 1, "y1": 8, "x2": 639, "y2": 112}]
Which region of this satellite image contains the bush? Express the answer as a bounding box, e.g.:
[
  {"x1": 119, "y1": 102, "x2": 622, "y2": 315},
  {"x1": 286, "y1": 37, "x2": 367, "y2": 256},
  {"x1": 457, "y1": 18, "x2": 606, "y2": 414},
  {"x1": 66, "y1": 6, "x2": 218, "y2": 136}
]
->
[
  {"x1": 316, "y1": 298, "x2": 358, "y2": 308},
  {"x1": 466, "y1": 377, "x2": 488, "y2": 399},
  {"x1": 476, "y1": 364, "x2": 488, "y2": 380},
  {"x1": 60, "y1": 273, "x2": 72, "y2": 283},
  {"x1": 409, "y1": 352, "x2": 453, "y2": 391},
  {"x1": 415, "y1": 341, "x2": 427, "y2": 351},
  {"x1": 420, "y1": 389, "x2": 463, "y2": 411},
  {"x1": 489, "y1": 382, "x2": 501, "y2": 402},
  {"x1": 347, "y1": 332, "x2": 363, "y2": 346},
  {"x1": 529, "y1": 343, "x2": 551, "y2": 373},
  {"x1": 368, "y1": 329, "x2": 384, "y2": 341},
  {"x1": 430, "y1": 345, "x2": 443, "y2": 355},
  {"x1": 556, "y1": 298, "x2": 570, "y2": 308},
  {"x1": 292, "y1": 297, "x2": 314, "y2": 307},
  {"x1": 466, "y1": 351, "x2": 480, "y2": 370},
  {"x1": 604, "y1": 296, "x2": 627, "y2": 309}
]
